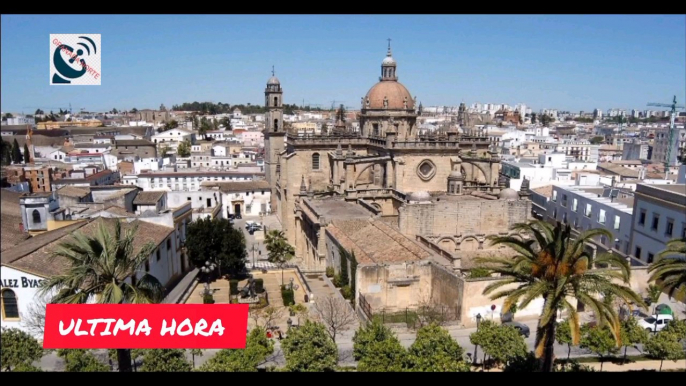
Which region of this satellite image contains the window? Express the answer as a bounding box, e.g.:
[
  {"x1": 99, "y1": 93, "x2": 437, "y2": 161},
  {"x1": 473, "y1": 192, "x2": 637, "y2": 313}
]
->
[
  {"x1": 145, "y1": 260, "x2": 150, "y2": 272},
  {"x1": 639, "y1": 209, "x2": 646, "y2": 226},
  {"x1": 156, "y1": 249, "x2": 161, "y2": 261},
  {"x1": 552, "y1": 190, "x2": 558, "y2": 202},
  {"x1": 572, "y1": 198, "x2": 578, "y2": 212},
  {"x1": 665, "y1": 219, "x2": 674, "y2": 237},
  {"x1": 562, "y1": 212, "x2": 567, "y2": 224},
  {"x1": 166, "y1": 238, "x2": 172, "y2": 250},
  {"x1": 647, "y1": 253, "x2": 655, "y2": 264},
  {"x1": 131, "y1": 275, "x2": 137, "y2": 287},
  {"x1": 31, "y1": 209, "x2": 41, "y2": 224},
  {"x1": 585, "y1": 203, "x2": 592, "y2": 217},
  {"x1": 187, "y1": 197, "x2": 191, "y2": 201},
  {"x1": 598, "y1": 209, "x2": 606, "y2": 225},
  {"x1": 312, "y1": 153, "x2": 320, "y2": 170},
  {"x1": 613, "y1": 215, "x2": 620, "y2": 230},
  {"x1": 651, "y1": 214, "x2": 659, "y2": 231},
  {"x1": 552, "y1": 208, "x2": 557, "y2": 220},
  {"x1": 600, "y1": 235, "x2": 607, "y2": 245},
  {"x1": 635, "y1": 247, "x2": 642, "y2": 259},
  {"x1": 206, "y1": 198, "x2": 211, "y2": 207},
  {"x1": 561, "y1": 194, "x2": 567, "y2": 207},
  {"x1": 1, "y1": 289, "x2": 19, "y2": 320}
]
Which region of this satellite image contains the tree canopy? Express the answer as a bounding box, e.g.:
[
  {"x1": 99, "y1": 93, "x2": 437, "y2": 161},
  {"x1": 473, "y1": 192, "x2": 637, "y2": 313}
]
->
[
  {"x1": 406, "y1": 323, "x2": 470, "y2": 372},
  {"x1": 281, "y1": 320, "x2": 338, "y2": 372},
  {"x1": 353, "y1": 321, "x2": 408, "y2": 372},
  {"x1": 644, "y1": 331, "x2": 684, "y2": 371},
  {"x1": 199, "y1": 327, "x2": 274, "y2": 372},
  {"x1": 140, "y1": 349, "x2": 192, "y2": 372},
  {"x1": 470, "y1": 320, "x2": 527, "y2": 366},
  {"x1": 185, "y1": 217, "x2": 247, "y2": 278},
  {"x1": 476, "y1": 220, "x2": 644, "y2": 372},
  {"x1": 649, "y1": 238, "x2": 686, "y2": 298},
  {"x1": 0, "y1": 328, "x2": 44, "y2": 371},
  {"x1": 580, "y1": 325, "x2": 619, "y2": 370},
  {"x1": 176, "y1": 139, "x2": 191, "y2": 157},
  {"x1": 57, "y1": 349, "x2": 109, "y2": 372}
]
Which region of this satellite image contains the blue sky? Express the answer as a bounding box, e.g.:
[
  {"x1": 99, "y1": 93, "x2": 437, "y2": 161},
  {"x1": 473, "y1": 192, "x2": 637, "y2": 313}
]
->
[{"x1": 1, "y1": 15, "x2": 684, "y2": 114}]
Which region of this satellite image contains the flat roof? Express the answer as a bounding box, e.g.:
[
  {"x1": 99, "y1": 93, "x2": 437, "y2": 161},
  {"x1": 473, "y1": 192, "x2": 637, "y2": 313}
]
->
[{"x1": 306, "y1": 198, "x2": 372, "y2": 219}]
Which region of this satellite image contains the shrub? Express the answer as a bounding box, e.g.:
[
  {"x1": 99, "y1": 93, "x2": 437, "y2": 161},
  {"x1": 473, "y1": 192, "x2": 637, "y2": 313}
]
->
[
  {"x1": 203, "y1": 293, "x2": 215, "y2": 304},
  {"x1": 341, "y1": 285, "x2": 353, "y2": 300},
  {"x1": 254, "y1": 278, "x2": 264, "y2": 293},
  {"x1": 281, "y1": 285, "x2": 295, "y2": 306},
  {"x1": 229, "y1": 280, "x2": 239, "y2": 295},
  {"x1": 333, "y1": 274, "x2": 344, "y2": 288},
  {"x1": 467, "y1": 267, "x2": 491, "y2": 279},
  {"x1": 325, "y1": 267, "x2": 334, "y2": 278}
]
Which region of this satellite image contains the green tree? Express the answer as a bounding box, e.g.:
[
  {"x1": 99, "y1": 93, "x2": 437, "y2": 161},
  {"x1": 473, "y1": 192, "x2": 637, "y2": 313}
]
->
[
  {"x1": 531, "y1": 113, "x2": 537, "y2": 124},
  {"x1": 649, "y1": 238, "x2": 686, "y2": 299},
  {"x1": 281, "y1": 320, "x2": 338, "y2": 372},
  {"x1": 644, "y1": 331, "x2": 684, "y2": 371},
  {"x1": 352, "y1": 321, "x2": 397, "y2": 361},
  {"x1": 199, "y1": 327, "x2": 274, "y2": 372},
  {"x1": 620, "y1": 317, "x2": 650, "y2": 362},
  {"x1": 555, "y1": 320, "x2": 574, "y2": 360},
  {"x1": 476, "y1": 220, "x2": 644, "y2": 372},
  {"x1": 663, "y1": 319, "x2": 686, "y2": 341},
  {"x1": 189, "y1": 349, "x2": 204, "y2": 368},
  {"x1": 39, "y1": 219, "x2": 165, "y2": 373},
  {"x1": 11, "y1": 363, "x2": 44, "y2": 372},
  {"x1": 185, "y1": 217, "x2": 247, "y2": 278},
  {"x1": 0, "y1": 328, "x2": 44, "y2": 371},
  {"x1": 540, "y1": 114, "x2": 553, "y2": 127},
  {"x1": 357, "y1": 336, "x2": 408, "y2": 372},
  {"x1": 160, "y1": 145, "x2": 170, "y2": 158},
  {"x1": 646, "y1": 284, "x2": 662, "y2": 314},
  {"x1": 140, "y1": 349, "x2": 192, "y2": 372},
  {"x1": 1, "y1": 139, "x2": 12, "y2": 165},
  {"x1": 176, "y1": 139, "x2": 191, "y2": 157},
  {"x1": 580, "y1": 325, "x2": 619, "y2": 371},
  {"x1": 265, "y1": 230, "x2": 295, "y2": 285},
  {"x1": 131, "y1": 108, "x2": 138, "y2": 114},
  {"x1": 199, "y1": 117, "x2": 211, "y2": 139},
  {"x1": 468, "y1": 267, "x2": 491, "y2": 279},
  {"x1": 11, "y1": 138, "x2": 22, "y2": 164},
  {"x1": 4, "y1": 112, "x2": 14, "y2": 119},
  {"x1": 35, "y1": 109, "x2": 44, "y2": 115},
  {"x1": 589, "y1": 136, "x2": 605, "y2": 145},
  {"x1": 221, "y1": 117, "x2": 232, "y2": 130},
  {"x1": 112, "y1": 108, "x2": 118, "y2": 114},
  {"x1": 57, "y1": 349, "x2": 109, "y2": 372},
  {"x1": 407, "y1": 323, "x2": 470, "y2": 372},
  {"x1": 484, "y1": 324, "x2": 528, "y2": 367},
  {"x1": 23, "y1": 143, "x2": 31, "y2": 163}
]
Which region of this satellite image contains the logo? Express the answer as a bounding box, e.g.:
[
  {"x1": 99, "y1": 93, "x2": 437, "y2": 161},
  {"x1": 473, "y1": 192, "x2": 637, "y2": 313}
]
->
[{"x1": 50, "y1": 34, "x2": 101, "y2": 85}]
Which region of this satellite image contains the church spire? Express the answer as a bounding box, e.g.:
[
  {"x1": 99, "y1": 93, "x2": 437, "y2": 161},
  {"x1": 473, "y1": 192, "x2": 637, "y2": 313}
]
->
[{"x1": 380, "y1": 39, "x2": 397, "y2": 81}]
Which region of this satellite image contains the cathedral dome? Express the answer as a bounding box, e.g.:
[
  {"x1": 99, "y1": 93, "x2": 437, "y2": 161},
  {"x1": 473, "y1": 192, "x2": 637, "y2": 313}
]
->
[
  {"x1": 408, "y1": 191, "x2": 431, "y2": 202},
  {"x1": 365, "y1": 81, "x2": 414, "y2": 110},
  {"x1": 382, "y1": 55, "x2": 396, "y2": 65},
  {"x1": 499, "y1": 188, "x2": 519, "y2": 201},
  {"x1": 448, "y1": 170, "x2": 464, "y2": 180},
  {"x1": 267, "y1": 76, "x2": 280, "y2": 85}
]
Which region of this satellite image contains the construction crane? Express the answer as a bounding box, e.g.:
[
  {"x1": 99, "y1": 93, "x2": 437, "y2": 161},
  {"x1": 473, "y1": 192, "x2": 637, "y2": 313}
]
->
[
  {"x1": 647, "y1": 95, "x2": 685, "y2": 179},
  {"x1": 330, "y1": 100, "x2": 339, "y2": 111}
]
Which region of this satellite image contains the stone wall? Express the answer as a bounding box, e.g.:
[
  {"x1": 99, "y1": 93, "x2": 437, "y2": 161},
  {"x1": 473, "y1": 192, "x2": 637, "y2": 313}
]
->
[
  {"x1": 356, "y1": 261, "x2": 433, "y2": 313},
  {"x1": 399, "y1": 199, "x2": 530, "y2": 238}
]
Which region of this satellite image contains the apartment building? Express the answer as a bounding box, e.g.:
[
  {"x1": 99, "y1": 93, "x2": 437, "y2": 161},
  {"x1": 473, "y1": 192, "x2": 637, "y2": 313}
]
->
[
  {"x1": 128, "y1": 170, "x2": 260, "y2": 191},
  {"x1": 629, "y1": 183, "x2": 686, "y2": 265}
]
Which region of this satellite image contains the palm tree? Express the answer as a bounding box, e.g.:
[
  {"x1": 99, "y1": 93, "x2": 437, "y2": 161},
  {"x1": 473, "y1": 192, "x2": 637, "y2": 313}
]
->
[
  {"x1": 476, "y1": 220, "x2": 644, "y2": 372},
  {"x1": 39, "y1": 219, "x2": 165, "y2": 372},
  {"x1": 649, "y1": 238, "x2": 686, "y2": 299},
  {"x1": 264, "y1": 230, "x2": 294, "y2": 286}
]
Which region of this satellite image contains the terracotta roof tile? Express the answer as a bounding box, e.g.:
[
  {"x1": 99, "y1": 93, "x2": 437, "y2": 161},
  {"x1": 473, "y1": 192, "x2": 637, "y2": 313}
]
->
[{"x1": 133, "y1": 191, "x2": 166, "y2": 205}]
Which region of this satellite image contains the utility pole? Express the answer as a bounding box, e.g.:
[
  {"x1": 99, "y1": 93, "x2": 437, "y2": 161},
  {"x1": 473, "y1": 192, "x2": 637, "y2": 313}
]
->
[{"x1": 249, "y1": 242, "x2": 261, "y2": 269}]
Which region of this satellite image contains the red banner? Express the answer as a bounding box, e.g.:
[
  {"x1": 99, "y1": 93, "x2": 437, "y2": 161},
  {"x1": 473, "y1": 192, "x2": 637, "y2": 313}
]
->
[{"x1": 43, "y1": 304, "x2": 249, "y2": 349}]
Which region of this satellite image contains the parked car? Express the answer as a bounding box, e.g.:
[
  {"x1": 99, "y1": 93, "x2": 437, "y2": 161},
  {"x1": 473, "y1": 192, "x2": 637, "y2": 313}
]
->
[
  {"x1": 245, "y1": 221, "x2": 255, "y2": 230},
  {"x1": 502, "y1": 321, "x2": 530, "y2": 338},
  {"x1": 638, "y1": 314, "x2": 674, "y2": 332}
]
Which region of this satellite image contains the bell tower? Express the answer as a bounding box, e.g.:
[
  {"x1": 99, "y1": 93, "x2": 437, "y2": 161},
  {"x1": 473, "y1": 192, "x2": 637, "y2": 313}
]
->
[{"x1": 263, "y1": 67, "x2": 285, "y2": 212}]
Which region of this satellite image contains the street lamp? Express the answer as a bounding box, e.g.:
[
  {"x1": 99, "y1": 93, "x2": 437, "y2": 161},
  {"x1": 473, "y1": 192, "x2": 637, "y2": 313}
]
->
[
  {"x1": 201, "y1": 260, "x2": 216, "y2": 293},
  {"x1": 286, "y1": 318, "x2": 293, "y2": 330},
  {"x1": 473, "y1": 313, "x2": 482, "y2": 365},
  {"x1": 249, "y1": 243, "x2": 261, "y2": 270}
]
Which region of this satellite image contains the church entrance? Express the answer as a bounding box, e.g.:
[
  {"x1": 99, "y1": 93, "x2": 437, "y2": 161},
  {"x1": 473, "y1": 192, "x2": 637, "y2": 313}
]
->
[{"x1": 234, "y1": 204, "x2": 241, "y2": 217}]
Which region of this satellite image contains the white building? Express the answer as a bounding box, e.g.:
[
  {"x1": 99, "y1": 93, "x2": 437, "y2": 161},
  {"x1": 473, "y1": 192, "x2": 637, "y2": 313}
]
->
[
  {"x1": 629, "y1": 183, "x2": 686, "y2": 265},
  {"x1": 127, "y1": 170, "x2": 260, "y2": 192},
  {"x1": 500, "y1": 152, "x2": 597, "y2": 191},
  {"x1": 166, "y1": 190, "x2": 223, "y2": 221},
  {"x1": 545, "y1": 185, "x2": 634, "y2": 256},
  {"x1": 0, "y1": 210, "x2": 193, "y2": 340},
  {"x1": 556, "y1": 140, "x2": 600, "y2": 162},
  {"x1": 5, "y1": 116, "x2": 35, "y2": 125},
  {"x1": 151, "y1": 128, "x2": 194, "y2": 151},
  {"x1": 200, "y1": 180, "x2": 271, "y2": 218}
]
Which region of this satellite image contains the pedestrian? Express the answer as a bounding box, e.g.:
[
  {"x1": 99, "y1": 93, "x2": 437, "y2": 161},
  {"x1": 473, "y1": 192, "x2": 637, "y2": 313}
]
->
[{"x1": 277, "y1": 330, "x2": 283, "y2": 340}]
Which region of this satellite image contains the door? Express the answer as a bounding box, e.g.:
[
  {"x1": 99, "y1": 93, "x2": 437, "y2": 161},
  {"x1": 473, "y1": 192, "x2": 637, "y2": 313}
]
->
[{"x1": 234, "y1": 204, "x2": 241, "y2": 217}]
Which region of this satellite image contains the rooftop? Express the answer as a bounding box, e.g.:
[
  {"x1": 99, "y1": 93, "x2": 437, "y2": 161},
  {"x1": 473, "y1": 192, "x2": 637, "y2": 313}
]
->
[
  {"x1": 1, "y1": 218, "x2": 173, "y2": 278},
  {"x1": 326, "y1": 219, "x2": 432, "y2": 264},
  {"x1": 133, "y1": 190, "x2": 166, "y2": 205},
  {"x1": 200, "y1": 180, "x2": 270, "y2": 193},
  {"x1": 306, "y1": 198, "x2": 373, "y2": 220},
  {"x1": 56, "y1": 186, "x2": 91, "y2": 199}
]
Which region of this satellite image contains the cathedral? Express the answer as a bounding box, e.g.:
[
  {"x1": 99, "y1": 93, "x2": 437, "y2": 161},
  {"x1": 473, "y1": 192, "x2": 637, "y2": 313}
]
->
[{"x1": 263, "y1": 43, "x2": 533, "y2": 323}]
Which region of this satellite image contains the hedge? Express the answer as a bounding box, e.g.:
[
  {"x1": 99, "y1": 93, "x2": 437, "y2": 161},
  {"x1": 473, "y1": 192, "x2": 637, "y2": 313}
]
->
[
  {"x1": 229, "y1": 280, "x2": 239, "y2": 295},
  {"x1": 255, "y1": 278, "x2": 264, "y2": 294},
  {"x1": 203, "y1": 293, "x2": 215, "y2": 304},
  {"x1": 281, "y1": 285, "x2": 295, "y2": 306}
]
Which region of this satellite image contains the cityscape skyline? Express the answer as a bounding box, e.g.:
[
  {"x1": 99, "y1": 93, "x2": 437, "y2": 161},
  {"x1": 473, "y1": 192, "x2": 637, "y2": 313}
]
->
[{"x1": 1, "y1": 14, "x2": 684, "y2": 114}]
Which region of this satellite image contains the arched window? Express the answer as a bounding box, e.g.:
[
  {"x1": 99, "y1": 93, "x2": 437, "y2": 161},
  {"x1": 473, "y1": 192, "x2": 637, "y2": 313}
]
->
[
  {"x1": 312, "y1": 153, "x2": 320, "y2": 170},
  {"x1": 273, "y1": 119, "x2": 278, "y2": 132},
  {"x1": 1, "y1": 289, "x2": 19, "y2": 320},
  {"x1": 273, "y1": 96, "x2": 278, "y2": 107},
  {"x1": 31, "y1": 209, "x2": 41, "y2": 224}
]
